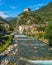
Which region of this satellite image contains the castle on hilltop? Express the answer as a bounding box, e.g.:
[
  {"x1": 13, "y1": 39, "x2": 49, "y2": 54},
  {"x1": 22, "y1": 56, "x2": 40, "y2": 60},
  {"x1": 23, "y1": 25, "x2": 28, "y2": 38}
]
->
[{"x1": 24, "y1": 8, "x2": 30, "y2": 12}]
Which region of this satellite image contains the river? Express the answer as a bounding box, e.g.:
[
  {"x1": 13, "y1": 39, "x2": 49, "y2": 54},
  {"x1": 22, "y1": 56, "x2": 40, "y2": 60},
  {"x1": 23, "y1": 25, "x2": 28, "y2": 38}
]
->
[{"x1": 0, "y1": 33, "x2": 52, "y2": 65}]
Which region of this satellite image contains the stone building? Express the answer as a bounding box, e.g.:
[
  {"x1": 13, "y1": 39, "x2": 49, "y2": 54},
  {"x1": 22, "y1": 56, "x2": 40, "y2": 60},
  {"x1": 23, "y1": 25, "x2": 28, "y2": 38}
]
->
[
  {"x1": 0, "y1": 22, "x2": 9, "y2": 28},
  {"x1": 24, "y1": 8, "x2": 30, "y2": 12}
]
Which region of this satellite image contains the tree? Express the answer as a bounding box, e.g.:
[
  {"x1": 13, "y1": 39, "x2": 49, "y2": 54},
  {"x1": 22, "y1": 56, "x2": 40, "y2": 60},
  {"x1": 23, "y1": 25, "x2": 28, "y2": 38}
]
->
[
  {"x1": 0, "y1": 25, "x2": 3, "y2": 31},
  {"x1": 45, "y1": 22, "x2": 52, "y2": 47}
]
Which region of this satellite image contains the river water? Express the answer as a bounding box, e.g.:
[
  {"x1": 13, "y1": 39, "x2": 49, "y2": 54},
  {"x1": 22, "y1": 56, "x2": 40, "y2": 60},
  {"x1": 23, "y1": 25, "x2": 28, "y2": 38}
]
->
[
  {"x1": 18, "y1": 37, "x2": 52, "y2": 60},
  {"x1": 0, "y1": 34, "x2": 52, "y2": 65}
]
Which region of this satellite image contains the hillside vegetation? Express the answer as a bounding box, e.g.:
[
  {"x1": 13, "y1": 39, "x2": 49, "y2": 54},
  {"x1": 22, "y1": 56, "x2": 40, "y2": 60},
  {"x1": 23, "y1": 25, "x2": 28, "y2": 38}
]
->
[
  {"x1": 16, "y1": 2, "x2": 52, "y2": 25},
  {"x1": 0, "y1": 35, "x2": 12, "y2": 53},
  {"x1": 0, "y1": 2, "x2": 52, "y2": 28},
  {"x1": 8, "y1": 17, "x2": 17, "y2": 28},
  {"x1": 34, "y1": 2, "x2": 52, "y2": 23},
  {"x1": 0, "y1": 17, "x2": 8, "y2": 24}
]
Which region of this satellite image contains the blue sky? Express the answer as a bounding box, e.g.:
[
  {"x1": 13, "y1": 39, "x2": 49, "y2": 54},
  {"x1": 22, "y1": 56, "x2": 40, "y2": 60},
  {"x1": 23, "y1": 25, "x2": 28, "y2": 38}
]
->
[{"x1": 0, "y1": 0, "x2": 52, "y2": 18}]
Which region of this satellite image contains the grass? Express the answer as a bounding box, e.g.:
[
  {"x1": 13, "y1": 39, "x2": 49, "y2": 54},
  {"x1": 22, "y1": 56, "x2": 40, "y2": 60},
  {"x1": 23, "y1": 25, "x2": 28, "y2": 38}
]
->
[{"x1": 0, "y1": 35, "x2": 12, "y2": 53}]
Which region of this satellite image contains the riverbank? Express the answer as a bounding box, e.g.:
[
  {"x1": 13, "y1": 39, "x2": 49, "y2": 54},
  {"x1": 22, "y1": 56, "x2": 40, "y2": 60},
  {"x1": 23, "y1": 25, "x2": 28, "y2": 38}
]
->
[
  {"x1": 0, "y1": 35, "x2": 12, "y2": 53},
  {"x1": 0, "y1": 33, "x2": 52, "y2": 65},
  {"x1": 26, "y1": 35, "x2": 48, "y2": 44},
  {"x1": 38, "y1": 38, "x2": 48, "y2": 44},
  {"x1": 0, "y1": 41, "x2": 18, "y2": 55}
]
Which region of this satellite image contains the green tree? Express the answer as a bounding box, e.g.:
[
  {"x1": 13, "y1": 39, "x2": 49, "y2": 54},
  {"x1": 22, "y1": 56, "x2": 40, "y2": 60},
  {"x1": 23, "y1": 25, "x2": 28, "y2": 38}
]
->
[
  {"x1": 0, "y1": 25, "x2": 3, "y2": 31},
  {"x1": 45, "y1": 22, "x2": 52, "y2": 47}
]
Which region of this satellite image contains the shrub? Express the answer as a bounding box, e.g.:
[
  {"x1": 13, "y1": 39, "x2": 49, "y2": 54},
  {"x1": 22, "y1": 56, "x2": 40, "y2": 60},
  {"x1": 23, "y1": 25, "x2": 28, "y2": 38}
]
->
[{"x1": 0, "y1": 35, "x2": 12, "y2": 53}]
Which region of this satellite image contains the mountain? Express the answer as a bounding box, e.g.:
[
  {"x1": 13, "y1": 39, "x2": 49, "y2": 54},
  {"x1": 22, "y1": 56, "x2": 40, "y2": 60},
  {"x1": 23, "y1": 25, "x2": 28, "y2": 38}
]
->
[
  {"x1": 34, "y1": 2, "x2": 52, "y2": 22},
  {"x1": 8, "y1": 2, "x2": 52, "y2": 28},
  {"x1": 17, "y1": 2, "x2": 52, "y2": 25},
  {"x1": 17, "y1": 10, "x2": 42, "y2": 25},
  {"x1": 0, "y1": 17, "x2": 8, "y2": 24},
  {"x1": 0, "y1": 17, "x2": 10, "y2": 31},
  {"x1": 8, "y1": 17, "x2": 17, "y2": 28},
  {"x1": 5, "y1": 17, "x2": 15, "y2": 21}
]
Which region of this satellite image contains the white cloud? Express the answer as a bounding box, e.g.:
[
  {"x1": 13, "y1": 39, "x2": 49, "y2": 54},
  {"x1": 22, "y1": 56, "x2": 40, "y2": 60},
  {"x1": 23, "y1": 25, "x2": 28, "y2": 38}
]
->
[
  {"x1": 9, "y1": 5, "x2": 16, "y2": 9},
  {"x1": 29, "y1": 3, "x2": 44, "y2": 10},
  {"x1": 0, "y1": 11, "x2": 8, "y2": 18},
  {"x1": 33, "y1": 7, "x2": 40, "y2": 10},
  {"x1": 34, "y1": 3, "x2": 44, "y2": 7}
]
